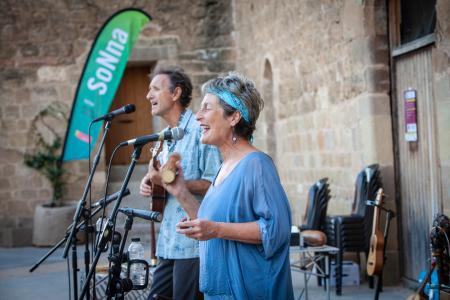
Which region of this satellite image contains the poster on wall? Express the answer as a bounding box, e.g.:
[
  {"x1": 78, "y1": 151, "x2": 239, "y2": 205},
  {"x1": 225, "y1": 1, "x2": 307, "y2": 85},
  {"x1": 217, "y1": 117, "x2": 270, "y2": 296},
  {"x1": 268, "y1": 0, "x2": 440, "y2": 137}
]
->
[
  {"x1": 404, "y1": 88, "x2": 418, "y2": 142},
  {"x1": 61, "y1": 8, "x2": 151, "y2": 161}
]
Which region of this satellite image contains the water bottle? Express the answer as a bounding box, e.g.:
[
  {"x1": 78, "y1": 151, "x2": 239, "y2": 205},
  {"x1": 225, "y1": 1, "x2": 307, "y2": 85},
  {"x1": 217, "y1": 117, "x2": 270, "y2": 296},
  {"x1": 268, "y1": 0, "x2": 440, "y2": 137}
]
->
[
  {"x1": 95, "y1": 217, "x2": 108, "y2": 252},
  {"x1": 96, "y1": 217, "x2": 107, "y2": 235},
  {"x1": 128, "y1": 238, "x2": 145, "y2": 286}
]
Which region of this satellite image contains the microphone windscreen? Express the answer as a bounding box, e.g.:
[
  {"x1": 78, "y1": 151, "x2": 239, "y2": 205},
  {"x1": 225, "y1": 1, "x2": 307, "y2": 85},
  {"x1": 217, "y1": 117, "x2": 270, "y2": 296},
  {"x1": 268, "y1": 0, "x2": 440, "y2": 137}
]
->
[
  {"x1": 124, "y1": 104, "x2": 136, "y2": 113},
  {"x1": 171, "y1": 127, "x2": 184, "y2": 141}
]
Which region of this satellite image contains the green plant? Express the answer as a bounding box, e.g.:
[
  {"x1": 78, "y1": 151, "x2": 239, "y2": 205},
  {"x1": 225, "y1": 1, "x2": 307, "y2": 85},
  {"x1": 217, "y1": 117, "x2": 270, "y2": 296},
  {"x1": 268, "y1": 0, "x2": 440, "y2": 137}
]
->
[
  {"x1": 24, "y1": 137, "x2": 65, "y2": 206},
  {"x1": 24, "y1": 102, "x2": 69, "y2": 207}
]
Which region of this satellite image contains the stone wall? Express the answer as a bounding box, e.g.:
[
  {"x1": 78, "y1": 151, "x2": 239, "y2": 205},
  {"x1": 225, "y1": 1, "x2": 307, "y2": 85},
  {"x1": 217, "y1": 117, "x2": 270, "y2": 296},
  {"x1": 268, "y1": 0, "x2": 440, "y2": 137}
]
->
[
  {"x1": 232, "y1": 0, "x2": 399, "y2": 282},
  {"x1": 0, "y1": 0, "x2": 235, "y2": 246},
  {"x1": 232, "y1": 0, "x2": 392, "y2": 220}
]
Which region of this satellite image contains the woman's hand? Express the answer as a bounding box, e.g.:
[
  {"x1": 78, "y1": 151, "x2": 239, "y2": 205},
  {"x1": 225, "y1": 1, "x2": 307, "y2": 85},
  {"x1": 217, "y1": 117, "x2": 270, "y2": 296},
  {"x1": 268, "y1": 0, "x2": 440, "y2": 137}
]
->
[{"x1": 176, "y1": 218, "x2": 219, "y2": 241}]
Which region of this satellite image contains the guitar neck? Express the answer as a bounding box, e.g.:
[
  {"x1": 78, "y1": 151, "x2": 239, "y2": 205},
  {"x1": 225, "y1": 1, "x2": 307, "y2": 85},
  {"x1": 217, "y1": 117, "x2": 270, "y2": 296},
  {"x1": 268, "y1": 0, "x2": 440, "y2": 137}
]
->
[
  {"x1": 371, "y1": 189, "x2": 385, "y2": 233},
  {"x1": 372, "y1": 206, "x2": 382, "y2": 233}
]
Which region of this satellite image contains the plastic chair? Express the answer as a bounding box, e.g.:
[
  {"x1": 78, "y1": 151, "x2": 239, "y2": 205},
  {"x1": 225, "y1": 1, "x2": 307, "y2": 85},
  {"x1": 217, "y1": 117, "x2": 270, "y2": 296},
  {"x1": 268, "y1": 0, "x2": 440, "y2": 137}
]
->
[
  {"x1": 290, "y1": 178, "x2": 331, "y2": 289},
  {"x1": 298, "y1": 178, "x2": 331, "y2": 232},
  {"x1": 324, "y1": 164, "x2": 382, "y2": 296}
]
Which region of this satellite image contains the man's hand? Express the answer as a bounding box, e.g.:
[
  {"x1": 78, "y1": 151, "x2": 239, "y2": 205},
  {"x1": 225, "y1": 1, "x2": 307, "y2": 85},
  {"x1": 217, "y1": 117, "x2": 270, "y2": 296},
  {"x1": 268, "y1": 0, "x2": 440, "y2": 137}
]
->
[
  {"x1": 148, "y1": 158, "x2": 163, "y2": 186},
  {"x1": 139, "y1": 174, "x2": 153, "y2": 197},
  {"x1": 140, "y1": 158, "x2": 163, "y2": 197}
]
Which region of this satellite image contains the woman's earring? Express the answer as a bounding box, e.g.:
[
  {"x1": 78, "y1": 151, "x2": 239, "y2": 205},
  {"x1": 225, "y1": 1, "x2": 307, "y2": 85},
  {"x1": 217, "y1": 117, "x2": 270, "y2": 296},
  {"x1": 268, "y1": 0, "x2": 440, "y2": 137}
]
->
[{"x1": 232, "y1": 127, "x2": 237, "y2": 144}]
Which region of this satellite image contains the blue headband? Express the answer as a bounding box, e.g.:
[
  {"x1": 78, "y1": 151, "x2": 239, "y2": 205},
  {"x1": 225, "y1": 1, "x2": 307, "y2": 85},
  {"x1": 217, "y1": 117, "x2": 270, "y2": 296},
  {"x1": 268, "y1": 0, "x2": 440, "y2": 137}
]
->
[{"x1": 207, "y1": 87, "x2": 251, "y2": 124}]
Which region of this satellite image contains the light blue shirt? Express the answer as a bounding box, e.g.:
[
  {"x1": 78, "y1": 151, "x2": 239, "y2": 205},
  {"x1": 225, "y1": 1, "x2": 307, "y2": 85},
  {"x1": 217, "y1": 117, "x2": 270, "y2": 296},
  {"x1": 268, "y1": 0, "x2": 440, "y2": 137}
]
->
[
  {"x1": 156, "y1": 109, "x2": 221, "y2": 259},
  {"x1": 198, "y1": 152, "x2": 294, "y2": 299}
]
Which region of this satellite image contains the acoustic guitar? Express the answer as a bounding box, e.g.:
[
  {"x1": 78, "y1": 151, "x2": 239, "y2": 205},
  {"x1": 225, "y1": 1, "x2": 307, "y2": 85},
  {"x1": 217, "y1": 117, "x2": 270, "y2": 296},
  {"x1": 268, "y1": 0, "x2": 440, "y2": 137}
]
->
[
  {"x1": 367, "y1": 188, "x2": 385, "y2": 276},
  {"x1": 148, "y1": 141, "x2": 166, "y2": 266}
]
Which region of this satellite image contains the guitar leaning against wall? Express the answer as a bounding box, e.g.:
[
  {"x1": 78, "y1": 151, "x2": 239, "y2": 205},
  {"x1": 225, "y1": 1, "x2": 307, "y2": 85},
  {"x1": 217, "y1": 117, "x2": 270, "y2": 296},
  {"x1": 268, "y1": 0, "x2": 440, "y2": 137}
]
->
[{"x1": 367, "y1": 188, "x2": 385, "y2": 276}]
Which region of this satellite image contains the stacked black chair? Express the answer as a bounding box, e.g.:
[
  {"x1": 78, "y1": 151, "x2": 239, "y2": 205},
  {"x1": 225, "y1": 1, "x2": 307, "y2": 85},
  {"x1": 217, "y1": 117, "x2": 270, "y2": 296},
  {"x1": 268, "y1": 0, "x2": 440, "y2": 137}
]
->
[
  {"x1": 325, "y1": 164, "x2": 382, "y2": 295},
  {"x1": 291, "y1": 178, "x2": 331, "y2": 288},
  {"x1": 291, "y1": 178, "x2": 331, "y2": 246},
  {"x1": 300, "y1": 178, "x2": 331, "y2": 232}
]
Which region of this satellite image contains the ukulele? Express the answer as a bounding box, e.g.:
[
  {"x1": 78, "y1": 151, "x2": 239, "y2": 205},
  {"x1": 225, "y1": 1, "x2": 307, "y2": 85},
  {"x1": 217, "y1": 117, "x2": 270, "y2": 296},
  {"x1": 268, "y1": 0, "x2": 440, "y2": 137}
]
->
[
  {"x1": 367, "y1": 188, "x2": 385, "y2": 276},
  {"x1": 148, "y1": 141, "x2": 166, "y2": 266},
  {"x1": 149, "y1": 141, "x2": 167, "y2": 213}
]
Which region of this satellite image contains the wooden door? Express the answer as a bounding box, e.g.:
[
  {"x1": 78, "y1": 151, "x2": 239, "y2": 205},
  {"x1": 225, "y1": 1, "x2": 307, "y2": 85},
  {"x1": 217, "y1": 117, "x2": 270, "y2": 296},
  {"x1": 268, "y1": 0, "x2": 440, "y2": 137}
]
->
[
  {"x1": 389, "y1": 0, "x2": 441, "y2": 282},
  {"x1": 394, "y1": 46, "x2": 440, "y2": 281},
  {"x1": 105, "y1": 66, "x2": 154, "y2": 165}
]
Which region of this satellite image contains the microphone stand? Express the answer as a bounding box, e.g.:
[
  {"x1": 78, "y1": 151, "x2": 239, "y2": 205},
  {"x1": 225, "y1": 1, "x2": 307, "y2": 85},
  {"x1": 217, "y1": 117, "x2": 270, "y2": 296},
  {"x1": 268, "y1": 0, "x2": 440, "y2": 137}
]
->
[
  {"x1": 62, "y1": 120, "x2": 112, "y2": 300},
  {"x1": 29, "y1": 190, "x2": 130, "y2": 273},
  {"x1": 106, "y1": 215, "x2": 134, "y2": 300},
  {"x1": 366, "y1": 200, "x2": 396, "y2": 300},
  {"x1": 374, "y1": 206, "x2": 395, "y2": 300},
  {"x1": 79, "y1": 144, "x2": 143, "y2": 300}
]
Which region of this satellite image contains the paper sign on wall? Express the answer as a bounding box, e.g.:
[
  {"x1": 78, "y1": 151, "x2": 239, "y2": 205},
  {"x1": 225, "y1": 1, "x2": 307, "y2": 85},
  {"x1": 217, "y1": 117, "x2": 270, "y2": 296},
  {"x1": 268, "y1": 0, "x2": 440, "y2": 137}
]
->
[{"x1": 404, "y1": 89, "x2": 418, "y2": 142}]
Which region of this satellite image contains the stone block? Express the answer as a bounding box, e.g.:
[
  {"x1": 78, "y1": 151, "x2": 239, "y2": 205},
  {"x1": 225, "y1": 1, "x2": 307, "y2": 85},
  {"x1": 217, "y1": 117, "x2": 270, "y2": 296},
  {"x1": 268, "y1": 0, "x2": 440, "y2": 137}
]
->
[
  {"x1": 0, "y1": 148, "x2": 21, "y2": 163},
  {"x1": 342, "y1": 0, "x2": 365, "y2": 39},
  {"x1": 359, "y1": 115, "x2": 394, "y2": 164},
  {"x1": 358, "y1": 93, "x2": 391, "y2": 118},
  {"x1": 192, "y1": 73, "x2": 216, "y2": 85},
  {"x1": 0, "y1": 216, "x2": 15, "y2": 228},
  {"x1": 0, "y1": 190, "x2": 13, "y2": 205},
  {"x1": 0, "y1": 178, "x2": 10, "y2": 189},
  {"x1": 7, "y1": 133, "x2": 28, "y2": 149},
  {"x1": 437, "y1": 100, "x2": 450, "y2": 162},
  {"x1": 364, "y1": 66, "x2": 390, "y2": 93},
  {"x1": 37, "y1": 189, "x2": 52, "y2": 200},
  {"x1": 0, "y1": 229, "x2": 13, "y2": 247},
  {"x1": 37, "y1": 66, "x2": 68, "y2": 82},
  {"x1": 20, "y1": 43, "x2": 40, "y2": 58},
  {"x1": 3, "y1": 105, "x2": 20, "y2": 119},
  {"x1": 1, "y1": 164, "x2": 16, "y2": 177}
]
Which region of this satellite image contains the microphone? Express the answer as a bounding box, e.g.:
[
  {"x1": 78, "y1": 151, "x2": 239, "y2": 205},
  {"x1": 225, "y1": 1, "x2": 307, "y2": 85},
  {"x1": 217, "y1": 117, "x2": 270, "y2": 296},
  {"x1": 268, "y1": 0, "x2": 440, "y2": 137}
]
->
[
  {"x1": 92, "y1": 104, "x2": 136, "y2": 122},
  {"x1": 118, "y1": 207, "x2": 163, "y2": 222},
  {"x1": 91, "y1": 189, "x2": 131, "y2": 208},
  {"x1": 119, "y1": 127, "x2": 184, "y2": 147}
]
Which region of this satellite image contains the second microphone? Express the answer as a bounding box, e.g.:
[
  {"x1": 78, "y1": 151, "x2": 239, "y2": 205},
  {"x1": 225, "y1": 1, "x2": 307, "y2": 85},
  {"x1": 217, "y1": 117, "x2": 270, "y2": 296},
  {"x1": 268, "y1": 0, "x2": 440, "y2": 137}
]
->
[{"x1": 119, "y1": 127, "x2": 185, "y2": 147}]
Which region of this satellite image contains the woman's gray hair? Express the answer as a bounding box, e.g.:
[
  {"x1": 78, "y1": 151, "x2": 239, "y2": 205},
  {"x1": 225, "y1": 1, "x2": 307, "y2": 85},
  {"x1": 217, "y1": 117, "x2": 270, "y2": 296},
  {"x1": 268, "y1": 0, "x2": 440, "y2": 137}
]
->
[{"x1": 201, "y1": 72, "x2": 264, "y2": 140}]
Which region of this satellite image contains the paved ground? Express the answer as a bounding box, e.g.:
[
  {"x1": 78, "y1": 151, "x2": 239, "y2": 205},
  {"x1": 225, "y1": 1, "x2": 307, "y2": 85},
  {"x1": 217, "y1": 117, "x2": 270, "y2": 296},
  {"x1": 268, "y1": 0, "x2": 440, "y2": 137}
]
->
[{"x1": 0, "y1": 245, "x2": 413, "y2": 300}]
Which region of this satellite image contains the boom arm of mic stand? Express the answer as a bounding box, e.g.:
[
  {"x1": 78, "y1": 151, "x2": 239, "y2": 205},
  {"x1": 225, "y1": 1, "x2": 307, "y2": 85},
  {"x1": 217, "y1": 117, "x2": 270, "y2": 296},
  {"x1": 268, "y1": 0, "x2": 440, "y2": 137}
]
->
[
  {"x1": 63, "y1": 121, "x2": 111, "y2": 259},
  {"x1": 79, "y1": 145, "x2": 143, "y2": 300}
]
